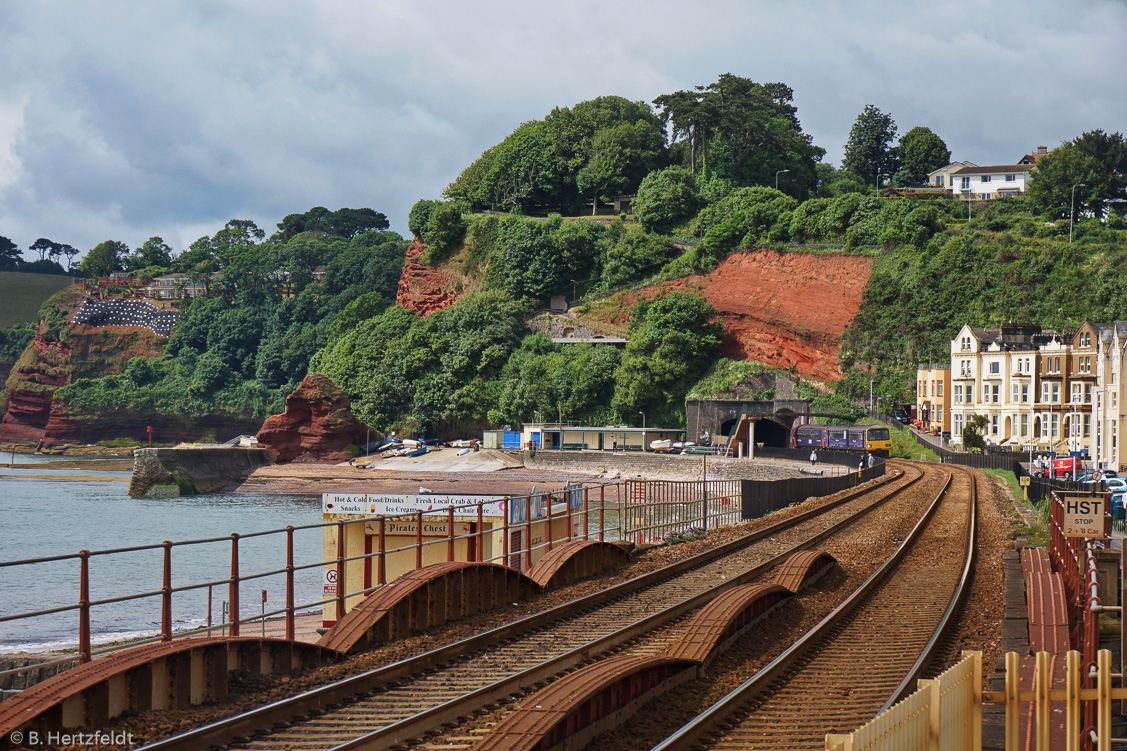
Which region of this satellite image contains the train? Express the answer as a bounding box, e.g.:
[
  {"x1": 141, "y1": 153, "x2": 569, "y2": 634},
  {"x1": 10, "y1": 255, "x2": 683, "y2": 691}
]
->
[{"x1": 792, "y1": 424, "x2": 892, "y2": 457}]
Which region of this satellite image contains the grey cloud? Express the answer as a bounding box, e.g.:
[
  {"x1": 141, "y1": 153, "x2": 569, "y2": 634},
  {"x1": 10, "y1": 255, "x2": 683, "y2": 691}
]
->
[{"x1": 0, "y1": 0, "x2": 1124, "y2": 256}]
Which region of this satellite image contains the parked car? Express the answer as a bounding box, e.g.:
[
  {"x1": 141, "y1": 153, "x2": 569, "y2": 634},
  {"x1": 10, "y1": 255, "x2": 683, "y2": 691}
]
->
[
  {"x1": 891, "y1": 408, "x2": 910, "y2": 422},
  {"x1": 1104, "y1": 477, "x2": 1127, "y2": 492}
]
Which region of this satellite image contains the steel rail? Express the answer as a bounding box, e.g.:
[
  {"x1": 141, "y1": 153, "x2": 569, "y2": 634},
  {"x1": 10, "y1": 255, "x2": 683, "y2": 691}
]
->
[
  {"x1": 138, "y1": 469, "x2": 914, "y2": 751},
  {"x1": 879, "y1": 463, "x2": 979, "y2": 711},
  {"x1": 650, "y1": 464, "x2": 971, "y2": 751},
  {"x1": 327, "y1": 469, "x2": 925, "y2": 751}
]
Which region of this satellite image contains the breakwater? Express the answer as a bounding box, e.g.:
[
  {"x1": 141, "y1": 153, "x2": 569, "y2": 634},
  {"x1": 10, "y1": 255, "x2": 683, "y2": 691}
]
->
[{"x1": 129, "y1": 446, "x2": 273, "y2": 497}]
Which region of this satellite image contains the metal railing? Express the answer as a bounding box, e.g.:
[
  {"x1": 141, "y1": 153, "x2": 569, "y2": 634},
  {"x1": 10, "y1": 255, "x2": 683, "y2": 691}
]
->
[
  {"x1": 622, "y1": 480, "x2": 741, "y2": 544},
  {"x1": 0, "y1": 482, "x2": 626, "y2": 685}
]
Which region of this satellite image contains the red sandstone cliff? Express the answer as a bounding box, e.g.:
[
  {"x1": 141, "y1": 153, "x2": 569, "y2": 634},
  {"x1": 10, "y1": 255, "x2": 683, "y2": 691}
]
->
[
  {"x1": 396, "y1": 238, "x2": 461, "y2": 316},
  {"x1": 612, "y1": 250, "x2": 873, "y2": 381},
  {"x1": 0, "y1": 311, "x2": 166, "y2": 444},
  {"x1": 256, "y1": 373, "x2": 373, "y2": 463}
]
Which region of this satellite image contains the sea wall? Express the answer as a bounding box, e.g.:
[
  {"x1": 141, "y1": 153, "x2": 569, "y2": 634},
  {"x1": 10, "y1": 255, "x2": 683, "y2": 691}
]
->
[
  {"x1": 522, "y1": 450, "x2": 810, "y2": 481},
  {"x1": 129, "y1": 447, "x2": 273, "y2": 497}
]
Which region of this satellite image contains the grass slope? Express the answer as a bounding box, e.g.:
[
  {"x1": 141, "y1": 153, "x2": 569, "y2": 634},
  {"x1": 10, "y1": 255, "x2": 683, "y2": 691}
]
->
[{"x1": 0, "y1": 272, "x2": 76, "y2": 325}]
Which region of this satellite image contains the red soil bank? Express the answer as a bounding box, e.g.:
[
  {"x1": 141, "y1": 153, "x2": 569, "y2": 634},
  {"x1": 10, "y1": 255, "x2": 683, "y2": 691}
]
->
[{"x1": 617, "y1": 250, "x2": 873, "y2": 381}]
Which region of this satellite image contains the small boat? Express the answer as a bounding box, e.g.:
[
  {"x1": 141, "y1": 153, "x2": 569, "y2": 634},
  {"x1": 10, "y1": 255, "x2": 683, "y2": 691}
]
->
[
  {"x1": 649, "y1": 439, "x2": 673, "y2": 453},
  {"x1": 402, "y1": 446, "x2": 428, "y2": 458}
]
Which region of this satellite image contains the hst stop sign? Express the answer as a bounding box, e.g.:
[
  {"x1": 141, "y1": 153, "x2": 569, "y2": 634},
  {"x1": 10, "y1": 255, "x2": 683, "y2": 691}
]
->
[{"x1": 1061, "y1": 496, "x2": 1107, "y2": 538}]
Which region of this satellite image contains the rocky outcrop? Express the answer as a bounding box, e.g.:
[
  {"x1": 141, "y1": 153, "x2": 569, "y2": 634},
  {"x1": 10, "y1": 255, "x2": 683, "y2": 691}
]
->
[
  {"x1": 0, "y1": 316, "x2": 166, "y2": 444},
  {"x1": 256, "y1": 373, "x2": 373, "y2": 463},
  {"x1": 396, "y1": 238, "x2": 461, "y2": 316},
  {"x1": 613, "y1": 250, "x2": 873, "y2": 381}
]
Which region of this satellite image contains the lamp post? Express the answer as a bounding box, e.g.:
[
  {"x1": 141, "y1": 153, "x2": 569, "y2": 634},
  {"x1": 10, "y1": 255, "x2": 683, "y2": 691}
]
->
[
  {"x1": 775, "y1": 169, "x2": 790, "y2": 190},
  {"x1": 1069, "y1": 183, "x2": 1086, "y2": 243},
  {"x1": 569, "y1": 279, "x2": 579, "y2": 305},
  {"x1": 869, "y1": 380, "x2": 875, "y2": 412},
  {"x1": 639, "y1": 411, "x2": 646, "y2": 451}
]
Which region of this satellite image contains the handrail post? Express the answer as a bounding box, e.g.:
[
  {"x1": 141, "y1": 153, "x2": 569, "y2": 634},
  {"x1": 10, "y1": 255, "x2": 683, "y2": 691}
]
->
[
  {"x1": 78, "y1": 550, "x2": 91, "y2": 663},
  {"x1": 447, "y1": 506, "x2": 456, "y2": 562},
  {"x1": 502, "y1": 497, "x2": 510, "y2": 567},
  {"x1": 525, "y1": 494, "x2": 533, "y2": 570},
  {"x1": 546, "y1": 492, "x2": 554, "y2": 552},
  {"x1": 583, "y1": 487, "x2": 590, "y2": 541},
  {"x1": 335, "y1": 522, "x2": 345, "y2": 623},
  {"x1": 285, "y1": 525, "x2": 295, "y2": 641},
  {"x1": 229, "y1": 533, "x2": 240, "y2": 637},
  {"x1": 161, "y1": 541, "x2": 172, "y2": 641},
  {"x1": 476, "y1": 501, "x2": 484, "y2": 562},
  {"x1": 377, "y1": 516, "x2": 387, "y2": 585},
  {"x1": 566, "y1": 489, "x2": 573, "y2": 542},
  {"x1": 600, "y1": 485, "x2": 605, "y2": 542},
  {"x1": 415, "y1": 511, "x2": 423, "y2": 570}
]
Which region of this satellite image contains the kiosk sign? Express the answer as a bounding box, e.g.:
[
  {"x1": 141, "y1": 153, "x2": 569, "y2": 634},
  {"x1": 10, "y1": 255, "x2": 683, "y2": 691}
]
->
[{"x1": 1061, "y1": 495, "x2": 1106, "y2": 538}]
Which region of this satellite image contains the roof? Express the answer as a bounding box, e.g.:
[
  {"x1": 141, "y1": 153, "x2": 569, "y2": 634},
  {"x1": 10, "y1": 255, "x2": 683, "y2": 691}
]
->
[
  {"x1": 927, "y1": 161, "x2": 977, "y2": 177},
  {"x1": 950, "y1": 164, "x2": 1033, "y2": 176}
]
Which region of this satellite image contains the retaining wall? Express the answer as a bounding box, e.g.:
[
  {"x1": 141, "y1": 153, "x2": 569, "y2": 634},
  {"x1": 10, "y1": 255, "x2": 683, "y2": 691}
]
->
[
  {"x1": 522, "y1": 449, "x2": 816, "y2": 481},
  {"x1": 129, "y1": 447, "x2": 273, "y2": 497}
]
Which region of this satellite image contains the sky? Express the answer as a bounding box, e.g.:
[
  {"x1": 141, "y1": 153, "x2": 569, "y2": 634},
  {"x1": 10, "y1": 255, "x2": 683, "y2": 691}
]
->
[{"x1": 0, "y1": 0, "x2": 1125, "y2": 260}]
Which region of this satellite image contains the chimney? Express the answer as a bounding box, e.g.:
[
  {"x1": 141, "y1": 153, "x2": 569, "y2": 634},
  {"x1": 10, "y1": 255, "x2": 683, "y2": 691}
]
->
[{"x1": 1037, "y1": 145, "x2": 1048, "y2": 155}]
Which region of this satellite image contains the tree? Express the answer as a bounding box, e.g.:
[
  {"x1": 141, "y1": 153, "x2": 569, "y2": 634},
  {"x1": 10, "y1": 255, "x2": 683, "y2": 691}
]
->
[
  {"x1": 842, "y1": 105, "x2": 899, "y2": 186},
  {"x1": 633, "y1": 166, "x2": 700, "y2": 233},
  {"x1": 575, "y1": 120, "x2": 664, "y2": 214},
  {"x1": 275, "y1": 207, "x2": 389, "y2": 241},
  {"x1": 961, "y1": 413, "x2": 988, "y2": 451},
  {"x1": 654, "y1": 75, "x2": 824, "y2": 196},
  {"x1": 408, "y1": 200, "x2": 442, "y2": 238},
  {"x1": 1028, "y1": 130, "x2": 1127, "y2": 220},
  {"x1": 612, "y1": 290, "x2": 724, "y2": 424},
  {"x1": 59, "y1": 244, "x2": 80, "y2": 272},
  {"x1": 29, "y1": 238, "x2": 58, "y2": 262},
  {"x1": 127, "y1": 236, "x2": 174, "y2": 272},
  {"x1": 0, "y1": 235, "x2": 21, "y2": 270},
  {"x1": 896, "y1": 126, "x2": 951, "y2": 185},
  {"x1": 80, "y1": 240, "x2": 129, "y2": 278}
]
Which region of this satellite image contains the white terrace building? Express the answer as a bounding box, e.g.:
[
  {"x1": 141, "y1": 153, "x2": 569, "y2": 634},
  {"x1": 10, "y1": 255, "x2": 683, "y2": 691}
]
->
[
  {"x1": 949, "y1": 323, "x2": 1086, "y2": 455},
  {"x1": 947, "y1": 321, "x2": 1127, "y2": 470}
]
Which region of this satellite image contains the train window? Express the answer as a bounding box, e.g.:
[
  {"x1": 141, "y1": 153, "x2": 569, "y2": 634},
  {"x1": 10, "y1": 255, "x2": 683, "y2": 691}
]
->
[{"x1": 870, "y1": 428, "x2": 890, "y2": 441}]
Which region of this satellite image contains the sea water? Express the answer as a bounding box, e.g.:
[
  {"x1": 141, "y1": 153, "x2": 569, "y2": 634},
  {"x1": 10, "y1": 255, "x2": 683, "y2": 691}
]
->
[{"x1": 0, "y1": 456, "x2": 323, "y2": 653}]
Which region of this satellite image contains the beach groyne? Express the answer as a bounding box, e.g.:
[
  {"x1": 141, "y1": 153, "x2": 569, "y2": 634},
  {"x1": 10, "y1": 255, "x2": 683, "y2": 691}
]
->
[{"x1": 129, "y1": 447, "x2": 272, "y2": 497}]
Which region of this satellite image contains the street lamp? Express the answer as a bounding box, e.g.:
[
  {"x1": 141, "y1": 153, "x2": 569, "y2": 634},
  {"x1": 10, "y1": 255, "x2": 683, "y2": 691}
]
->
[
  {"x1": 639, "y1": 411, "x2": 646, "y2": 450},
  {"x1": 1069, "y1": 183, "x2": 1087, "y2": 243},
  {"x1": 869, "y1": 380, "x2": 875, "y2": 412},
  {"x1": 775, "y1": 169, "x2": 790, "y2": 190},
  {"x1": 569, "y1": 279, "x2": 579, "y2": 305}
]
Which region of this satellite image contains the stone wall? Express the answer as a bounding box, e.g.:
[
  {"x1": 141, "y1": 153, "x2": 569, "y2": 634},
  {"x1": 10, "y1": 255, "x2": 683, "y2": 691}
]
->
[
  {"x1": 522, "y1": 449, "x2": 813, "y2": 481},
  {"x1": 129, "y1": 447, "x2": 273, "y2": 497}
]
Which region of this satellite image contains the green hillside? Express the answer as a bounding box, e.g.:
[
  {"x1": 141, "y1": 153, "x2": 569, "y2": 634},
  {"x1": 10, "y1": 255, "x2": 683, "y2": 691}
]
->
[{"x1": 0, "y1": 272, "x2": 76, "y2": 325}]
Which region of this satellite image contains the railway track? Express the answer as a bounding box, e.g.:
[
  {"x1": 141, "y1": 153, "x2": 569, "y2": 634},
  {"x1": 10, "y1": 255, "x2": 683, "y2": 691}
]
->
[
  {"x1": 140, "y1": 463, "x2": 937, "y2": 751},
  {"x1": 648, "y1": 464, "x2": 978, "y2": 751}
]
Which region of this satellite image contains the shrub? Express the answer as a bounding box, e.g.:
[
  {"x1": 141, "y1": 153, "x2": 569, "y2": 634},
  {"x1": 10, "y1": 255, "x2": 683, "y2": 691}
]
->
[{"x1": 423, "y1": 203, "x2": 468, "y2": 262}]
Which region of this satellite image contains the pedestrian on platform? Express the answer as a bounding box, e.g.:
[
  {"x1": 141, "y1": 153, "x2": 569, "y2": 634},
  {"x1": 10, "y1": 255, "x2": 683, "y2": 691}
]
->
[
  {"x1": 810, "y1": 449, "x2": 817, "y2": 466},
  {"x1": 867, "y1": 453, "x2": 875, "y2": 468},
  {"x1": 613, "y1": 438, "x2": 618, "y2": 453}
]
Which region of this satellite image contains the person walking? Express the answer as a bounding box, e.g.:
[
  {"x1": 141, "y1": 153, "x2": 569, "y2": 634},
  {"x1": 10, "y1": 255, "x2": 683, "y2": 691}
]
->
[
  {"x1": 867, "y1": 453, "x2": 875, "y2": 468},
  {"x1": 810, "y1": 449, "x2": 817, "y2": 466},
  {"x1": 612, "y1": 438, "x2": 618, "y2": 453}
]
